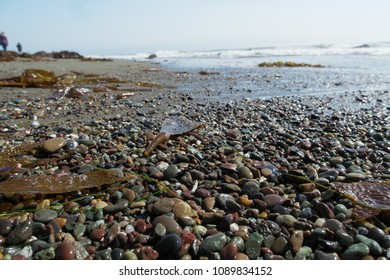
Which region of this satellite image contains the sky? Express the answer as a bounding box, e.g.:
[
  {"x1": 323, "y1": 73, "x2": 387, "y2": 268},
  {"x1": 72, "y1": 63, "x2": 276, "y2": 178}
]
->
[{"x1": 1, "y1": 0, "x2": 389, "y2": 55}]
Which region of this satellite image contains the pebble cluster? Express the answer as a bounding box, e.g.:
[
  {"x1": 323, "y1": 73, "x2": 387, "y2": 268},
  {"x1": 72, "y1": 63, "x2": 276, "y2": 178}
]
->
[{"x1": 0, "y1": 65, "x2": 389, "y2": 260}]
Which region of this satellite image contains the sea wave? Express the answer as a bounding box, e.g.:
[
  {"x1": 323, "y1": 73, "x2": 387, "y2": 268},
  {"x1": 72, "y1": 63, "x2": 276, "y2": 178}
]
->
[{"x1": 104, "y1": 42, "x2": 390, "y2": 60}]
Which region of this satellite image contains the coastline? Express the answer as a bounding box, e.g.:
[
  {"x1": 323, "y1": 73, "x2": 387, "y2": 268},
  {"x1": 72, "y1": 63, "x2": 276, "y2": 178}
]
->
[{"x1": 0, "y1": 57, "x2": 389, "y2": 260}]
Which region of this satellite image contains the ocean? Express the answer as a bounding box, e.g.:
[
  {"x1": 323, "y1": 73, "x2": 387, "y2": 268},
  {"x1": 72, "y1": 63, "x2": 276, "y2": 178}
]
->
[{"x1": 98, "y1": 43, "x2": 390, "y2": 105}]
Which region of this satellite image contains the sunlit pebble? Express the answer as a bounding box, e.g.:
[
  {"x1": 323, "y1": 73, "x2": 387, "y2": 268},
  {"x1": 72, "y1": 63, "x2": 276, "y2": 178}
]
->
[
  {"x1": 229, "y1": 223, "x2": 239, "y2": 232},
  {"x1": 31, "y1": 116, "x2": 40, "y2": 128}
]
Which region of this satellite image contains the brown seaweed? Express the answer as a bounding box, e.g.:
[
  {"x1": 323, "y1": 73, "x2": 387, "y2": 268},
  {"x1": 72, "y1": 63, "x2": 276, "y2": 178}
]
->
[
  {"x1": 0, "y1": 169, "x2": 134, "y2": 195},
  {"x1": 258, "y1": 61, "x2": 324, "y2": 68}
]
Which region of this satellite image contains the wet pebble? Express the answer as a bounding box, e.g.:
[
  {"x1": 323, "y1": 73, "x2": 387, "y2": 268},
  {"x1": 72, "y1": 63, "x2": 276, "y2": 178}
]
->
[
  {"x1": 34, "y1": 209, "x2": 58, "y2": 223},
  {"x1": 155, "y1": 233, "x2": 182, "y2": 259},
  {"x1": 6, "y1": 220, "x2": 33, "y2": 246},
  {"x1": 152, "y1": 215, "x2": 182, "y2": 235},
  {"x1": 342, "y1": 243, "x2": 370, "y2": 260},
  {"x1": 55, "y1": 240, "x2": 76, "y2": 260}
]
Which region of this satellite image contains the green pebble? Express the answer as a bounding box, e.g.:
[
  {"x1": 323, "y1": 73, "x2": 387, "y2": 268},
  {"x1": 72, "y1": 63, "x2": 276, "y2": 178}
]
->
[
  {"x1": 35, "y1": 247, "x2": 56, "y2": 260},
  {"x1": 73, "y1": 223, "x2": 86, "y2": 240},
  {"x1": 123, "y1": 250, "x2": 138, "y2": 260},
  {"x1": 230, "y1": 236, "x2": 245, "y2": 252},
  {"x1": 294, "y1": 246, "x2": 313, "y2": 260},
  {"x1": 249, "y1": 232, "x2": 264, "y2": 244},
  {"x1": 245, "y1": 239, "x2": 261, "y2": 260},
  {"x1": 334, "y1": 204, "x2": 348, "y2": 215},
  {"x1": 356, "y1": 235, "x2": 382, "y2": 256},
  {"x1": 342, "y1": 243, "x2": 370, "y2": 260},
  {"x1": 3, "y1": 254, "x2": 12, "y2": 260},
  {"x1": 300, "y1": 201, "x2": 312, "y2": 208},
  {"x1": 94, "y1": 208, "x2": 105, "y2": 220}
]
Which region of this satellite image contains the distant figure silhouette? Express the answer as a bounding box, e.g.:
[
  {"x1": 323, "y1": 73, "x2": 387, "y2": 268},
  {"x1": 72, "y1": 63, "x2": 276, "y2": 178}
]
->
[
  {"x1": 17, "y1": 42, "x2": 22, "y2": 53},
  {"x1": 0, "y1": 32, "x2": 8, "y2": 51}
]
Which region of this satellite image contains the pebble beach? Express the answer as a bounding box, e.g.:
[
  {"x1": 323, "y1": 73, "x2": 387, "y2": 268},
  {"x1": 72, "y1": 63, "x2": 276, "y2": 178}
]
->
[{"x1": 0, "y1": 57, "x2": 389, "y2": 260}]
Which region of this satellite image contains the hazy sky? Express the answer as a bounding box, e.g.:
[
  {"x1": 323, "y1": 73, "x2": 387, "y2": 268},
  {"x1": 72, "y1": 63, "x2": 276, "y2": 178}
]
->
[{"x1": 1, "y1": 0, "x2": 389, "y2": 55}]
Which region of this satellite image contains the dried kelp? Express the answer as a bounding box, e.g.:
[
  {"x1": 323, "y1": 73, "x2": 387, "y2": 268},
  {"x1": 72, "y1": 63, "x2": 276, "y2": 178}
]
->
[
  {"x1": 0, "y1": 142, "x2": 39, "y2": 169},
  {"x1": 0, "y1": 68, "x2": 123, "y2": 88},
  {"x1": 0, "y1": 169, "x2": 134, "y2": 195}
]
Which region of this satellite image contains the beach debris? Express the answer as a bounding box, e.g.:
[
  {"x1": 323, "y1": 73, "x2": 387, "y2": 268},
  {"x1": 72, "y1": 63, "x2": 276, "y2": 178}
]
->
[
  {"x1": 198, "y1": 71, "x2": 220, "y2": 75},
  {"x1": 258, "y1": 61, "x2": 324, "y2": 68},
  {"x1": 0, "y1": 169, "x2": 133, "y2": 195},
  {"x1": 116, "y1": 92, "x2": 135, "y2": 100},
  {"x1": 144, "y1": 115, "x2": 204, "y2": 156},
  {"x1": 334, "y1": 181, "x2": 390, "y2": 219},
  {"x1": 0, "y1": 69, "x2": 123, "y2": 88}
]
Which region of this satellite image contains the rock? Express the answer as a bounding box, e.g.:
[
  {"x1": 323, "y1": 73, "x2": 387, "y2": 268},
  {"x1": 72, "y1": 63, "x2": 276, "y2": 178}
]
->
[
  {"x1": 323, "y1": 219, "x2": 346, "y2": 233},
  {"x1": 275, "y1": 214, "x2": 297, "y2": 228},
  {"x1": 89, "y1": 228, "x2": 105, "y2": 241},
  {"x1": 314, "y1": 250, "x2": 340, "y2": 260},
  {"x1": 263, "y1": 194, "x2": 284, "y2": 207},
  {"x1": 152, "y1": 215, "x2": 182, "y2": 235},
  {"x1": 355, "y1": 234, "x2": 382, "y2": 256},
  {"x1": 245, "y1": 238, "x2": 261, "y2": 259},
  {"x1": 203, "y1": 197, "x2": 216, "y2": 211},
  {"x1": 43, "y1": 137, "x2": 67, "y2": 153},
  {"x1": 6, "y1": 220, "x2": 33, "y2": 245},
  {"x1": 238, "y1": 166, "x2": 253, "y2": 179},
  {"x1": 241, "y1": 181, "x2": 260, "y2": 198},
  {"x1": 173, "y1": 201, "x2": 193, "y2": 218},
  {"x1": 312, "y1": 200, "x2": 335, "y2": 219},
  {"x1": 34, "y1": 209, "x2": 58, "y2": 223},
  {"x1": 294, "y1": 246, "x2": 312, "y2": 260},
  {"x1": 199, "y1": 233, "x2": 227, "y2": 256},
  {"x1": 221, "y1": 242, "x2": 238, "y2": 260},
  {"x1": 271, "y1": 236, "x2": 288, "y2": 255},
  {"x1": 163, "y1": 164, "x2": 179, "y2": 180},
  {"x1": 0, "y1": 219, "x2": 12, "y2": 235},
  {"x1": 342, "y1": 243, "x2": 370, "y2": 260},
  {"x1": 152, "y1": 197, "x2": 175, "y2": 215},
  {"x1": 55, "y1": 240, "x2": 76, "y2": 260},
  {"x1": 103, "y1": 199, "x2": 129, "y2": 214},
  {"x1": 155, "y1": 234, "x2": 182, "y2": 259},
  {"x1": 345, "y1": 173, "x2": 366, "y2": 182},
  {"x1": 335, "y1": 230, "x2": 354, "y2": 248},
  {"x1": 289, "y1": 230, "x2": 304, "y2": 253}
]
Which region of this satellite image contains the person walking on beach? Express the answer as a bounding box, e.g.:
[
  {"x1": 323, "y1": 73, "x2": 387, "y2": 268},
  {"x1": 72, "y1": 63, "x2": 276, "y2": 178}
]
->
[
  {"x1": 0, "y1": 32, "x2": 8, "y2": 51},
  {"x1": 17, "y1": 42, "x2": 22, "y2": 53}
]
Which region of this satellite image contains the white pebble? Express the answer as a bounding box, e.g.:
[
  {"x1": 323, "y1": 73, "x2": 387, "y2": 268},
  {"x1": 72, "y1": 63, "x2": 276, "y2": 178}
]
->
[{"x1": 229, "y1": 223, "x2": 239, "y2": 232}]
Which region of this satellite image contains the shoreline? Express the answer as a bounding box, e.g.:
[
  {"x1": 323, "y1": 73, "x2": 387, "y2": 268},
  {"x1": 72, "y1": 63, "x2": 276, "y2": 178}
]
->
[{"x1": 0, "y1": 58, "x2": 389, "y2": 260}]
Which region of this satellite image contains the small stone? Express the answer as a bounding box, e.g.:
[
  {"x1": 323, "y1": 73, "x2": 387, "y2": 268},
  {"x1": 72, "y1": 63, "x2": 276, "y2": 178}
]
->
[
  {"x1": 55, "y1": 240, "x2": 76, "y2": 260},
  {"x1": 294, "y1": 246, "x2": 312, "y2": 260},
  {"x1": 74, "y1": 241, "x2": 89, "y2": 260},
  {"x1": 342, "y1": 243, "x2": 370, "y2": 260},
  {"x1": 245, "y1": 239, "x2": 261, "y2": 259},
  {"x1": 199, "y1": 233, "x2": 227, "y2": 256},
  {"x1": 155, "y1": 234, "x2": 182, "y2": 259},
  {"x1": 0, "y1": 218, "x2": 12, "y2": 235},
  {"x1": 123, "y1": 250, "x2": 138, "y2": 260},
  {"x1": 345, "y1": 173, "x2": 366, "y2": 182},
  {"x1": 203, "y1": 197, "x2": 215, "y2": 211},
  {"x1": 315, "y1": 250, "x2": 340, "y2": 260},
  {"x1": 34, "y1": 209, "x2": 58, "y2": 223},
  {"x1": 263, "y1": 194, "x2": 284, "y2": 207},
  {"x1": 135, "y1": 219, "x2": 147, "y2": 233},
  {"x1": 163, "y1": 164, "x2": 179, "y2": 180},
  {"x1": 356, "y1": 234, "x2": 382, "y2": 256},
  {"x1": 238, "y1": 166, "x2": 253, "y2": 179},
  {"x1": 323, "y1": 219, "x2": 346, "y2": 233},
  {"x1": 241, "y1": 181, "x2": 260, "y2": 198},
  {"x1": 42, "y1": 137, "x2": 67, "y2": 153},
  {"x1": 89, "y1": 228, "x2": 105, "y2": 241},
  {"x1": 333, "y1": 204, "x2": 348, "y2": 215},
  {"x1": 140, "y1": 246, "x2": 159, "y2": 260},
  {"x1": 73, "y1": 223, "x2": 86, "y2": 240},
  {"x1": 152, "y1": 215, "x2": 182, "y2": 235},
  {"x1": 312, "y1": 200, "x2": 335, "y2": 219},
  {"x1": 289, "y1": 230, "x2": 304, "y2": 253},
  {"x1": 271, "y1": 236, "x2": 288, "y2": 255},
  {"x1": 103, "y1": 199, "x2": 129, "y2": 214},
  {"x1": 275, "y1": 214, "x2": 297, "y2": 228},
  {"x1": 221, "y1": 242, "x2": 238, "y2": 260},
  {"x1": 152, "y1": 197, "x2": 175, "y2": 215},
  {"x1": 173, "y1": 201, "x2": 192, "y2": 218},
  {"x1": 6, "y1": 220, "x2": 33, "y2": 245},
  {"x1": 335, "y1": 230, "x2": 354, "y2": 248}
]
